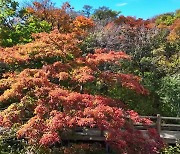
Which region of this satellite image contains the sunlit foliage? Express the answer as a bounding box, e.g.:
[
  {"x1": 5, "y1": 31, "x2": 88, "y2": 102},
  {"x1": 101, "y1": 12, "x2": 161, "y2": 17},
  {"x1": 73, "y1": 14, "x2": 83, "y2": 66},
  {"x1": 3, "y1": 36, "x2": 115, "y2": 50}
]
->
[{"x1": 0, "y1": 9, "x2": 164, "y2": 153}]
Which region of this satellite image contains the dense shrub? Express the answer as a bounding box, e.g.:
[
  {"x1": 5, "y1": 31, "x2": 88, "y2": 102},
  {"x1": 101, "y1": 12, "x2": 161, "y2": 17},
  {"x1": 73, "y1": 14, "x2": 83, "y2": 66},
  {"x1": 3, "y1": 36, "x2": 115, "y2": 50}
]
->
[
  {"x1": 161, "y1": 144, "x2": 180, "y2": 154},
  {"x1": 157, "y1": 74, "x2": 180, "y2": 117}
]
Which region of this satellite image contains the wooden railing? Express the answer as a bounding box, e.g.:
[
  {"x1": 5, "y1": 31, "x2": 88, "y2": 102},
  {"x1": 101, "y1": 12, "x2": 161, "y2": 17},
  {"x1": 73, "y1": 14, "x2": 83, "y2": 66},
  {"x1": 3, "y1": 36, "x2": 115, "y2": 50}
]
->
[
  {"x1": 139, "y1": 114, "x2": 180, "y2": 132},
  {"x1": 0, "y1": 114, "x2": 179, "y2": 145},
  {"x1": 69, "y1": 114, "x2": 180, "y2": 144},
  {"x1": 138, "y1": 114, "x2": 180, "y2": 144}
]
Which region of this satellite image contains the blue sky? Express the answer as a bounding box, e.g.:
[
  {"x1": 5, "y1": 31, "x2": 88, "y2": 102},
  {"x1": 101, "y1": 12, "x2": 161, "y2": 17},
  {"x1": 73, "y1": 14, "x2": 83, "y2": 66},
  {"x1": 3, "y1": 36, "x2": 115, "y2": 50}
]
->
[{"x1": 18, "y1": 0, "x2": 180, "y2": 19}]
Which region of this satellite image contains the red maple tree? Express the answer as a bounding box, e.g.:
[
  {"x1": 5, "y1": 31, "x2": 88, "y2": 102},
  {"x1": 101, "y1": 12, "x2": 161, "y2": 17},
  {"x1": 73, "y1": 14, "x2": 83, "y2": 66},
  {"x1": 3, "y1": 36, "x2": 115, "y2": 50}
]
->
[{"x1": 0, "y1": 2, "x2": 164, "y2": 153}]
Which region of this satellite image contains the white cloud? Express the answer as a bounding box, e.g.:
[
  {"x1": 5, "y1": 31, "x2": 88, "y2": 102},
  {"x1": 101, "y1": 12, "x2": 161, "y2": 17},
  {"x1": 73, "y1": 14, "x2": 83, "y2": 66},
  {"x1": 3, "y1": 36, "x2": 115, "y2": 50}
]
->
[{"x1": 116, "y1": 3, "x2": 128, "y2": 7}]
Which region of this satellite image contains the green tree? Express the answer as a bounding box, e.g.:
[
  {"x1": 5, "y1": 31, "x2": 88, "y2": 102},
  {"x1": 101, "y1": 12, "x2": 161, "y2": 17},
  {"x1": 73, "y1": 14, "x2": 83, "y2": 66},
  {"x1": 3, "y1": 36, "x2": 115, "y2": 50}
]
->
[
  {"x1": 82, "y1": 5, "x2": 93, "y2": 18},
  {"x1": 92, "y1": 6, "x2": 120, "y2": 21},
  {"x1": 158, "y1": 74, "x2": 180, "y2": 117},
  {"x1": 0, "y1": 0, "x2": 51, "y2": 47}
]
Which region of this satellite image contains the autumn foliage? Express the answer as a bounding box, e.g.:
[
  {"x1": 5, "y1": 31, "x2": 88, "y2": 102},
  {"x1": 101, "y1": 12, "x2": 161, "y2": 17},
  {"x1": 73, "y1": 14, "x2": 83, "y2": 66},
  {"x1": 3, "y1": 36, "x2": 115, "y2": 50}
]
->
[{"x1": 0, "y1": 1, "x2": 166, "y2": 154}]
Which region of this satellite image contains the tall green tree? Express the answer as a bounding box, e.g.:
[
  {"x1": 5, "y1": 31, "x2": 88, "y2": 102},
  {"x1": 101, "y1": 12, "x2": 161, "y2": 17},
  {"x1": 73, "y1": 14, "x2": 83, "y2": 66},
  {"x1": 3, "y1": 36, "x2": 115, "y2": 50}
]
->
[
  {"x1": 0, "y1": 0, "x2": 51, "y2": 47},
  {"x1": 82, "y1": 5, "x2": 93, "y2": 18},
  {"x1": 92, "y1": 6, "x2": 120, "y2": 21}
]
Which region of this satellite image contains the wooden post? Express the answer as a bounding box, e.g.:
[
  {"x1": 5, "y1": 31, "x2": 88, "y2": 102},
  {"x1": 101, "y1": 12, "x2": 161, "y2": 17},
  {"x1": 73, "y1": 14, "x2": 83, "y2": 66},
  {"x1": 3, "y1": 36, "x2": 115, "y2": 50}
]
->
[
  {"x1": 100, "y1": 130, "x2": 103, "y2": 136},
  {"x1": 101, "y1": 130, "x2": 110, "y2": 154},
  {"x1": 156, "y1": 114, "x2": 161, "y2": 134},
  {"x1": 106, "y1": 143, "x2": 110, "y2": 154}
]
